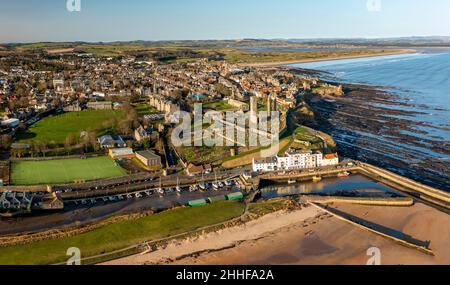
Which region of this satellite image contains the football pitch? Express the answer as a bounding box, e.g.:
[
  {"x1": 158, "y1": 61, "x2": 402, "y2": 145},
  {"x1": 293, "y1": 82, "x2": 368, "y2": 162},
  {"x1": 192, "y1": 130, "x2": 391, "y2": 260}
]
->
[
  {"x1": 11, "y1": 157, "x2": 127, "y2": 185},
  {"x1": 16, "y1": 110, "x2": 124, "y2": 145}
]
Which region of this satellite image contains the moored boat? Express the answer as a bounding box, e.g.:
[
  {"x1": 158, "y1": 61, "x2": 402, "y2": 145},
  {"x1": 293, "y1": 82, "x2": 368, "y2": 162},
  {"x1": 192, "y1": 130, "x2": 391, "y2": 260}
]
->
[
  {"x1": 338, "y1": 171, "x2": 350, "y2": 178},
  {"x1": 312, "y1": 176, "x2": 322, "y2": 182}
]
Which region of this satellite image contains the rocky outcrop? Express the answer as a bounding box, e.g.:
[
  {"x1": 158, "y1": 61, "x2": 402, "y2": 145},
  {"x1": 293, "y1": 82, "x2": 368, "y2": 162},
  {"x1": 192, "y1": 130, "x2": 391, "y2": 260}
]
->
[{"x1": 312, "y1": 83, "x2": 344, "y2": 97}]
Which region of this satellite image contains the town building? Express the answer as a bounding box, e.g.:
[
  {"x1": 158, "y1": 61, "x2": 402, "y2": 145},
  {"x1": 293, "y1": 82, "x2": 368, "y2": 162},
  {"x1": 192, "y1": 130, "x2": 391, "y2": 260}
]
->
[
  {"x1": 252, "y1": 149, "x2": 339, "y2": 172},
  {"x1": 321, "y1": 153, "x2": 340, "y2": 166},
  {"x1": 186, "y1": 163, "x2": 213, "y2": 176},
  {"x1": 87, "y1": 101, "x2": 112, "y2": 110},
  {"x1": 135, "y1": 150, "x2": 162, "y2": 169},
  {"x1": 252, "y1": 157, "x2": 278, "y2": 172},
  {"x1": 109, "y1": 148, "x2": 135, "y2": 160},
  {"x1": 98, "y1": 135, "x2": 127, "y2": 149},
  {"x1": 227, "y1": 98, "x2": 249, "y2": 111},
  {"x1": 134, "y1": 125, "x2": 151, "y2": 142}
]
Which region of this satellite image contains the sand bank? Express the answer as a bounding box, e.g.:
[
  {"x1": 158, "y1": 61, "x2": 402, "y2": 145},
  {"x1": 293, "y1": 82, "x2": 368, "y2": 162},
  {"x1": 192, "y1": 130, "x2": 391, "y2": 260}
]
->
[
  {"x1": 239, "y1": 50, "x2": 415, "y2": 67},
  {"x1": 104, "y1": 202, "x2": 449, "y2": 265},
  {"x1": 102, "y1": 205, "x2": 322, "y2": 265}
]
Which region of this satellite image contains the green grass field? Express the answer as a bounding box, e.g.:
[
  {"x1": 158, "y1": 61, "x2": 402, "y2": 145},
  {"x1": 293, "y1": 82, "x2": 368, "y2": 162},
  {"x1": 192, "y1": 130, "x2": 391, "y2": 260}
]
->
[
  {"x1": 134, "y1": 103, "x2": 156, "y2": 116},
  {"x1": 16, "y1": 110, "x2": 123, "y2": 145},
  {"x1": 0, "y1": 201, "x2": 245, "y2": 265},
  {"x1": 10, "y1": 157, "x2": 127, "y2": 185},
  {"x1": 203, "y1": 101, "x2": 236, "y2": 111}
]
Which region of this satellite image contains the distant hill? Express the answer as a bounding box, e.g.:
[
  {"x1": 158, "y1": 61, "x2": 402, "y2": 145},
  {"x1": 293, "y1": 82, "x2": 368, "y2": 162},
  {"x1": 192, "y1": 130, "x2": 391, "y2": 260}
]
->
[
  {"x1": 6, "y1": 37, "x2": 450, "y2": 50},
  {"x1": 288, "y1": 36, "x2": 450, "y2": 46}
]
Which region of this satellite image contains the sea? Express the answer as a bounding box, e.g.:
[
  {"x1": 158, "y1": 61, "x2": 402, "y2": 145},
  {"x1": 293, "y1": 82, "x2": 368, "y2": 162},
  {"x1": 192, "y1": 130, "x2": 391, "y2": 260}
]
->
[{"x1": 289, "y1": 51, "x2": 450, "y2": 191}]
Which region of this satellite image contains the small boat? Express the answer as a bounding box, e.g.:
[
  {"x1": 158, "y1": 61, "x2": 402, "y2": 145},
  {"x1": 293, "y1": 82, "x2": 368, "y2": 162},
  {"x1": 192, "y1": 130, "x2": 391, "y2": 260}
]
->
[
  {"x1": 224, "y1": 180, "x2": 233, "y2": 187},
  {"x1": 312, "y1": 176, "x2": 322, "y2": 182},
  {"x1": 157, "y1": 177, "x2": 164, "y2": 195},
  {"x1": 338, "y1": 171, "x2": 350, "y2": 178},
  {"x1": 176, "y1": 178, "x2": 182, "y2": 194},
  {"x1": 198, "y1": 182, "x2": 207, "y2": 191},
  {"x1": 287, "y1": 180, "x2": 297, "y2": 184}
]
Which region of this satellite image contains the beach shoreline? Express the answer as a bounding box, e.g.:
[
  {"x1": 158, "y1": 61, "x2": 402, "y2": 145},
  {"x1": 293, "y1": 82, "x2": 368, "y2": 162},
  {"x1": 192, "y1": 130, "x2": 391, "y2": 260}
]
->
[
  {"x1": 239, "y1": 49, "x2": 416, "y2": 67},
  {"x1": 103, "y1": 201, "x2": 450, "y2": 265}
]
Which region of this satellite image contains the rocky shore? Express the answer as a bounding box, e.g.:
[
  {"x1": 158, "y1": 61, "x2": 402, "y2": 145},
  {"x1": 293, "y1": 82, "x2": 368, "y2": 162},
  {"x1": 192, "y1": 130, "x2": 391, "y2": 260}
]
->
[{"x1": 298, "y1": 80, "x2": 449, "y2": 192}]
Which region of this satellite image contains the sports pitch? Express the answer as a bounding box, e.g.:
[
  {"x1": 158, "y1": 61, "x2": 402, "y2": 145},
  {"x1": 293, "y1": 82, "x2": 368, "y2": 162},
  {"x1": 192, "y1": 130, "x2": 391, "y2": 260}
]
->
[
  {"x1": 16, "y1": 110, "x2": 124, "y2": 145},
  {"x1": 11, "y1": 157, "x2": 127, "y2": 185}
]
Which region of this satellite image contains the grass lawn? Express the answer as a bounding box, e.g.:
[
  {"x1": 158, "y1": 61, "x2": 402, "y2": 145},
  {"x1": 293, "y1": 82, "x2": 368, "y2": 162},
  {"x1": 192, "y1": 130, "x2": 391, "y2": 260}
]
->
[
  {"x1": 204, "y1": 101, "x2": 236, "y2": 111},
  {"x1": 10, "y1": 156, "x2": 127, "y2": 185},
  {"x1": 134, "y1": 103, "x2": 157, "y2": 116},
  {"x1": 178, "y1": 146, "x2": 230, "y2": 164},
  {"x1": 16, "y1": 110, "x2": 124, "y2": 145},
  {"x1": 0, "y1": 201, "x2": 245, "y2": 265},
  {"x1": 221, "y1": 137, "x2": 291, "y2": 168},
  {"x1": 248, "y1": 199, "x2": 290, "y2": 216},
  {"x1": 294, "y1": 127, "x2": 322, "y2": 144}
]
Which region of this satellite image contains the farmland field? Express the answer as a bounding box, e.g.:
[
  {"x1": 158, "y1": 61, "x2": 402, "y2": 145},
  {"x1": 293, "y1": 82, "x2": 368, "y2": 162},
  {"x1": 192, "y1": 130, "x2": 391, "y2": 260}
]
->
[
  {"x1": 16, "y1": 110, "x2": 123, "y2": 145},
  {"x1": 10, "y1": 156, "x2": 127, "y2": 185}
]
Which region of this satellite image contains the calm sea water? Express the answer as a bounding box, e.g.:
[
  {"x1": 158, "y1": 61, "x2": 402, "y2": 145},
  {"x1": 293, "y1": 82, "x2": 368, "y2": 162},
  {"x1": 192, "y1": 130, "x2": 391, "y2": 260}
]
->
[
  {"x1": 290, "y1": 52, "x2": 450, "y2": 189},
  {"x1": 293, "y1": 52, "x2": 450, "y2": 138}
]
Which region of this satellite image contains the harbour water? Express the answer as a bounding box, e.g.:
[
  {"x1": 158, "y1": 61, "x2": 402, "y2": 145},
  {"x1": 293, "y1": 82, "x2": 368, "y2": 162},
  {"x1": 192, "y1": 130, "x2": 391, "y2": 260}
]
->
[
  {"x1": 260, "y1": 174, "x2": 399, "y2": 199},
  {"x1": 290, "y1": 52, "x2": 450, "y2": 191}
]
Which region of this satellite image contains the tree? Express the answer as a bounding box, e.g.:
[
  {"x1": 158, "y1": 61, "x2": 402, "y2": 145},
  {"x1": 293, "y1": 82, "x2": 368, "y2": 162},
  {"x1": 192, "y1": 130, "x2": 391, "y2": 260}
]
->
[
  {"x1": 142, "y1": 138, "x2": 152, "y2": 149},
  {"x1": 38, "y1": 140, "x2": 49, "y2": 157},
  {"x1": 118, "y1": 119, "x2": 132, "y2": 135},
  {"x1": 127, "y1": 109, "x2": 139, "y2": 130},
  {"x1": 15, "y1": 147, "x2": 25, "y2": 158},
  {"x1": 65, "y1": 133, "x2": 76, "y2": 155},
  {"x1": 0, "y1": 135, "x2": 12, "y2": 150},
  {"x1": 88, "y1": 131, "x2": 99, "y2": 152},
  {"x1": 30, "y1": 143, "x2": 39, "y2": 158}
]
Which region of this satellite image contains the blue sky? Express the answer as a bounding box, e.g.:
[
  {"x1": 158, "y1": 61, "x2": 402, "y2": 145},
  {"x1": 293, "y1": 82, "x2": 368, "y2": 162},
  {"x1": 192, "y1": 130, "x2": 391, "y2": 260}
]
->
[{"x1": 1, "y1": 0, "x2": 450, "y2": 43}]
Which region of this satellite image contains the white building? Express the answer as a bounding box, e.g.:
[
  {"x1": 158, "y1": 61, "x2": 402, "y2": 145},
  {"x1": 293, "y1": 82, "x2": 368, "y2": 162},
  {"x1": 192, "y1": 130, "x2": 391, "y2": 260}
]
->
[
  {"x1": 252, "y1": 149, "x2": 339, "y2": 173},
  {"x1": 321, "y1": 153, "x2": 339, "y2": 166},
  {"x1": 252, "y1": 157, "x2": 278, "y2": 172}
]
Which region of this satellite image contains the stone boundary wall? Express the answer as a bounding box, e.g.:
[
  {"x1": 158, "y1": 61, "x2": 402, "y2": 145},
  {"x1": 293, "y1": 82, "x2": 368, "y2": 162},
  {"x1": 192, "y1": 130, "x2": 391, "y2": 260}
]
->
[
  {"x1": 303, "y1": 196, "x2": 414, "y2": 207},
  {"x1": 10, "y1": 154, "x2": 101, "y2": 162}
]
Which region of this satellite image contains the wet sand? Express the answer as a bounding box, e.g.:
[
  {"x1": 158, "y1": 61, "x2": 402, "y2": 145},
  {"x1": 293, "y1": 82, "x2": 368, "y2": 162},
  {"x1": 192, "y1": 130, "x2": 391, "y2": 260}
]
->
[
  {"x1": 103, "y1": 206, "x2": 322, "y2": 265},
  {"x1": 106, "y1": 202, "x2": 450, "y2": 265},
  {"x1": 239, "y1": 50, "x2": 415, "y2": 67}
]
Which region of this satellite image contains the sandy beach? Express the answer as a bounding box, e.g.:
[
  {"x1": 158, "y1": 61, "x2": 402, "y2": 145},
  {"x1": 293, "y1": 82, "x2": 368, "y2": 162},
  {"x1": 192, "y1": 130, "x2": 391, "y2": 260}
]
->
[
  {"x1": 239, "y1": 49, "x2": 416, "y2": 67},
  {"x1": 104, "y1": 202, "x2": 450, "y2": 265}
]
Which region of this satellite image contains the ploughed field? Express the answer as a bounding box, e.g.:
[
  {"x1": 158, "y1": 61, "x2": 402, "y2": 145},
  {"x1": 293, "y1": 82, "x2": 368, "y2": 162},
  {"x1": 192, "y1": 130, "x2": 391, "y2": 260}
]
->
[
  {"x1": 10, "y1": 156, "x2": 127, "y2": 185},
  {"x1": 16, "y1": 110, "x2": 124, "y2": 145}
]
